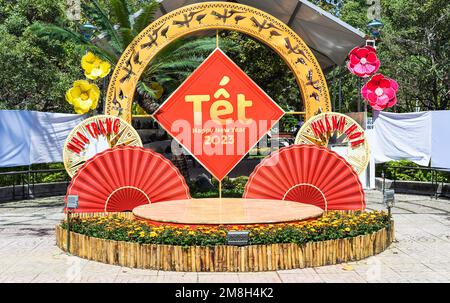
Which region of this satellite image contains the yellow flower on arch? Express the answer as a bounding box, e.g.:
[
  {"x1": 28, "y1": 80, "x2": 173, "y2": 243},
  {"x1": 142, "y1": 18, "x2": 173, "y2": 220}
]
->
[
  {"x1": 81, "y1": 52, "x2": 111, "y2": 80},
  {"x1": 65, "y1": 80, "x2": 100, "y2": 114}
]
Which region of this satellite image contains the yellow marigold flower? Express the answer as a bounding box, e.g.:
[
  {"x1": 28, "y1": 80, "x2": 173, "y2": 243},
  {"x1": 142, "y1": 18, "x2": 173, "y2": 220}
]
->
[
  {"x1": 188, "y1": 231, "x2": 195, "y2": 235},
  {"x1": 150, "y1": 232, "x2": 157, "y2": 238},
  {"x1": 65, "y1": 80, "x2": 100, "y2": 114},
  {"x1": 81, "y1": 52, "x2": 111, "y2": 80},
  {"x1": 139, "y1": 231, "x2": 145, "y2": 237},
  {"x1": 345, "y1": 227, "x2": 351, "y2": 232}
]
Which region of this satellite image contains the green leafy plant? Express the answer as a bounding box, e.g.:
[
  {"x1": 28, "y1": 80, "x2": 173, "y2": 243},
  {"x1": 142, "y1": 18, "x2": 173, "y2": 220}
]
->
[
  {"x1": 376, "y1": 160, "x2": 450, "y2": 182},
  {"x1": 189, "y1": 176, "x2": 248, "y2": 198}
]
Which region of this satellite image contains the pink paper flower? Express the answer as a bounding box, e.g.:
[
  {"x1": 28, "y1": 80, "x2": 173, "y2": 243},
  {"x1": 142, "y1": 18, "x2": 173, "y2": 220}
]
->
[
  {"x1": 347, "y1": 46, "x2": 380, "y2": 78},
  {"x1": 362, "y1": 74, "x2": 399, "y2": 111}
]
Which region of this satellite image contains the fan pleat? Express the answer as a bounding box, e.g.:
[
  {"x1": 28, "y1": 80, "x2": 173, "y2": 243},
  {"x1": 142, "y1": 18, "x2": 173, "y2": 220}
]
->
[
  {"x1": 141, "y1": 155, "x2": 183, "y2": 201},
  {"x1": 65, "y1": 146, "x2": 191, "y2": 213},
  {"x1": 285, "y1": 185, "x2": 326, "y2": 209},
  {"x1": 139, "y1": 153, "x2": 158, "y2": 193},
  {"x1": 107, "y1": 187, "x2": 149, "y2": 212},
  {"x1": 145, "y1": 155, "x2": 167, "y2": 188},
  {"x1": 244, "y1": 145, "x2": 365, "y2": 210},
  {"x1": 132, "y1": 148, "x2": 145, "y2": 187}
]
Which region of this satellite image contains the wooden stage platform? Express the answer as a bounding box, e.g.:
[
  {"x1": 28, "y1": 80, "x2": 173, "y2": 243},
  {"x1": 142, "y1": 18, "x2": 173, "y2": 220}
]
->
[{"x1": 132, "y1": 198, "x2": 324, "y2": 226}]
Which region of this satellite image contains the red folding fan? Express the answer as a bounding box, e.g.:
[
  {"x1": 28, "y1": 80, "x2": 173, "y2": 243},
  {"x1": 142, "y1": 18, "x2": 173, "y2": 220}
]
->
[
  {"x1": 243, "y1": 145, "x2": 365, "y2": 210},
  {"x1": 65, "y1": 146, "x2": 191, "y2": 212}
]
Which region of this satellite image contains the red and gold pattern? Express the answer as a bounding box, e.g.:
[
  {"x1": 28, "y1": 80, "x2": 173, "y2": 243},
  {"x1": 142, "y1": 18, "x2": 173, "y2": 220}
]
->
[{"x1": 154, "y1": 49, "x2": 284, "y2": 180}]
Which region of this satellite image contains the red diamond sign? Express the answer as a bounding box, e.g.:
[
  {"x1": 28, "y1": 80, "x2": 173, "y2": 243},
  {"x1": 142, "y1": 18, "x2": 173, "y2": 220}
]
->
[{"x1": 153, "y1": 49, "x2": 285, "y2": 180}]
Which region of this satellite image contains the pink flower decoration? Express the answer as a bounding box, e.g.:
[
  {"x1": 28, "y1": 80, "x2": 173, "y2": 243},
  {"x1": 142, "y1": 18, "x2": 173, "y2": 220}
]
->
[
  {"x1": 362, "y1": 74, "x2": 399, "y2": 111},
  {"x1": 347, "y1": 46, "x2": 380, "y2": 78}
]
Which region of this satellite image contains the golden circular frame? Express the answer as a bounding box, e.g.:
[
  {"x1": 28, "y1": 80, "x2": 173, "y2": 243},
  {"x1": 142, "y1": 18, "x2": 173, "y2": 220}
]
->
[{"x1": 104, "y1": 1, "x2": 331, "y2": 122}]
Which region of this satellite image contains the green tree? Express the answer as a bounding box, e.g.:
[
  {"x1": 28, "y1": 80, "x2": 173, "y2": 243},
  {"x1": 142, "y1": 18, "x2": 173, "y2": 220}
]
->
[
  {"x1": 29, "y1": 0, "x2": 237, "y2": 114},
  {"x1": 224, "y1": 31, "x2": 302, "y2": 112},
  {"x1": 379, "y1": 0, "x2": 449, "y2": 111},
  {"x1": 0, "y1": 0, "x2": 82, "y2": 112}
]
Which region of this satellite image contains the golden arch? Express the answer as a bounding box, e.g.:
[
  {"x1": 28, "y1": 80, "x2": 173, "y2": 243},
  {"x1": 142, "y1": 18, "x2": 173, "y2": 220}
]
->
[{"x1": 105, "y1": 1, "x2": 331, "y2": 122}]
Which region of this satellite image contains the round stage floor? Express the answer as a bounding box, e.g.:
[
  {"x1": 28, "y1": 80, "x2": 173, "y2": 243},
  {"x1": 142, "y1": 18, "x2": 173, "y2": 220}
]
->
[{"x1": 132, "y1": 198, "x2": 324, "y2": 226}]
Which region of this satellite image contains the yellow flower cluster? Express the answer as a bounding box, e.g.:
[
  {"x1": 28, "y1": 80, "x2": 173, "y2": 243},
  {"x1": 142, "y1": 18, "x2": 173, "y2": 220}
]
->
[
  {"x1": 67, "y1": 210, "x2": 389, "y2": 247},
  {"x1": 65, "y1": 52, "x2": 111, "y2": 114}
]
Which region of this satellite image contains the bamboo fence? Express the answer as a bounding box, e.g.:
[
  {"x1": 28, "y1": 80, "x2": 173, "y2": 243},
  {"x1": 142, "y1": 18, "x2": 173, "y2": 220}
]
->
[{"x1": 56, "y1": 220, "x2": 394, "y2": 272}]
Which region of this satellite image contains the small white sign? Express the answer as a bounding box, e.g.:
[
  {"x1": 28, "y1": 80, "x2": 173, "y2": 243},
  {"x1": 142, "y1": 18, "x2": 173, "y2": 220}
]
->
[
  {"x1": 383, "y1": 189, "x2": 395, "y2": 207},
  {"x1": 67, "y1": 195, "x2": 79, "y2": 209}
]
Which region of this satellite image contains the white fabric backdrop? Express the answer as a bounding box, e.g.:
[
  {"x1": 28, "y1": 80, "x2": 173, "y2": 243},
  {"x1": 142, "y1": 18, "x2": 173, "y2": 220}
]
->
[
  {"x1": 371, "y1": 111, "x2": 432, "y2": 166},
  {"x1": 431, "y1": 111, "x2": 450, "y2": 169},
  {"x1": 0, "y1": 110, "x2": 84, "y2": 167}
]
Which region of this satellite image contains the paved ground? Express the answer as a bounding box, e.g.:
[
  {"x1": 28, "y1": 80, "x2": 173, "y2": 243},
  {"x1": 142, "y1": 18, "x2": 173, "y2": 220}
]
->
[{"x1": 0, "y1": 190, "x2": 449, "y2": 283}]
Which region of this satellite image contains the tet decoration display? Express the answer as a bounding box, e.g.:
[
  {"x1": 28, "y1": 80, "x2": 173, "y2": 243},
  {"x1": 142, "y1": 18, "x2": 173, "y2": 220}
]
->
[
  {"x1": 295, "y1": 112, "x2": 370, "y2": 175},
  {"x1": 65, "y1": 146, "x2": 191, "y2": 213},
  {"x1": 153, "y1": 49, "x2": 284, "y2": 181},
  {"x1": 63, "y1": 115, "x2": 142, "y2": 177},
  {"x1": 244, "y1": 145, "x2": 366, "y2": 211}
]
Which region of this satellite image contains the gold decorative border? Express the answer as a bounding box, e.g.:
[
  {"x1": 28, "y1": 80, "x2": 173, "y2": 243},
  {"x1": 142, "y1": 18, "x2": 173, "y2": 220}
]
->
[
  {"x1": 55, "y1": 218, "x2": 393, "y2": 272},
  {"x1": 105, "y1": 1, "x2": 331, "y2": 123}
]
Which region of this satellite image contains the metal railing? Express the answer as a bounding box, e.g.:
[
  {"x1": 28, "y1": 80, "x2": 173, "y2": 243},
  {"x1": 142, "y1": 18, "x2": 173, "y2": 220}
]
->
[
  {"x1": 381, "y1": 164, "x2": 449, "y2": 199},
  {"x1": 0, "y1": 168, "x2": 70, "y2": 200}
]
